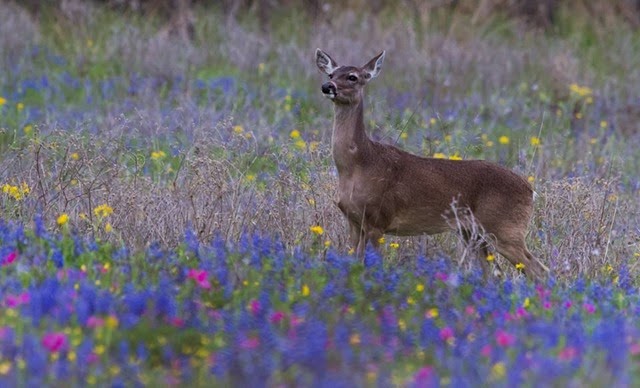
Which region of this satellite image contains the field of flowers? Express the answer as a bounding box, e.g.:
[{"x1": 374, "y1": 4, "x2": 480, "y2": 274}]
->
[{"x1": 1, "y1": 1, "x2": 640, "y2": 386}]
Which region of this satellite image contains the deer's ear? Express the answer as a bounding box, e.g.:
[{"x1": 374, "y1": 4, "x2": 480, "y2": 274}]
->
[
  {"x1": 316, "y1": 49, "x2": 339, "y2": 75},
  {"x1": 363, "y1": 50, "x2": 385, "y2": 79}
]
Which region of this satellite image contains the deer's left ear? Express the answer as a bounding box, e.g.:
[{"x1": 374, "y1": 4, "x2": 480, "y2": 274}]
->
[{"x1": 362, "y1": 50, "x2": 385, "y2": 79}]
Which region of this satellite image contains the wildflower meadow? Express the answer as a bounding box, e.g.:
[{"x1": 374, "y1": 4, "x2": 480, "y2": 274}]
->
[{"x1": 1, "y1": 1, "x2": 640, "y2": 386}]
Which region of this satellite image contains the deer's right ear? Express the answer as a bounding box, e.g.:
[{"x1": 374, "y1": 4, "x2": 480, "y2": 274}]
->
[{"x1": 316, "y1": 49, "x2": 339, "y2": 75}]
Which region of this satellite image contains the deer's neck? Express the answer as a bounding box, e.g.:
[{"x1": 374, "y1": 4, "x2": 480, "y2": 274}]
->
[{"x1": 331, "y1": 99, "x2": 371, "y2": 174}]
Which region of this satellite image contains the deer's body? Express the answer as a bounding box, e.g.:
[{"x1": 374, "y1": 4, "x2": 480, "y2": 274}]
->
[{"x1": 316, "y1": 49, "x2": 548, "y2": 280}]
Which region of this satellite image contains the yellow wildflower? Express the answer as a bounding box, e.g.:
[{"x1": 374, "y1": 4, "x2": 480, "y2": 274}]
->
[
  {"x1": 378, "y1": 237, "x2": 385, "y2": 244},
  {"x1": 16, "y1": 102, "x2": 24, "y2": 111},
  {"x1": 105, "y1": 222, "x2": 113, "y2": 233},
  {"x1": 498, "y1": 136, "x2": 510, "y2": 145},
  {"x1": 301, "y1": 284, "x2": 310, "y2": 297},
  {"x1": 426, "y1": 307, "x2": 439, "y2": 319},
  {"x1": 449, "y1": 153, "x2": 462, "y2": 161},
  {"x1": 70, "y1": 152, "x2": 80, "y2": 160},
  {"x1": 485, "y1": 140, "x2": 494, "y2": 147},
  {"x1": 600, "y1": 120, "x2": 608, "y2": 129},
  {"x1": 151, "y1": 150, "x2": 166, "y2": 161},
  {"x1": 57, "y1": 213, "x2": 69, "y2": 226},
  {"x1": 400, "y1": 132, "x2": 408, "y2": 140},
  {"x1": 528, "y1": 176, "x2": 535, "y2": 183},
  {"x1": 93, "y1": 204, "x2": 113, "y2": 218},
  {"x1": 290, "y1": 129, "x2": 301, "y2": 139},
  {"x1": 416, "y1": 284, "x2": 425, "y2": 292},
  {"x1": 0, "y1": 361, "x2": 11, "y2": 375},
  {"x1": 429, "y1": 117, "x2": 437, "y2": 125},
  {"x1": 310, "y1": 225, "x2": 324, "y2": 235},
  {"x1": 0, "y1": 97, "x2": 6, "y2": 106},
  {"x1": 569, "y1": 83, "x2": 593, "y2": 98},
  {"x1": 407, "y1": 296, "x2": 415, "y2": 305},
  {"x1": 389, "y1": 242, "x2": 400, "y2": 249},
  {"x1": 491, "y1": 362, "x2": 506, "y2": 380},
  {"x1": 486, "y1": 253, "x2": 495, "y2": 262},
  {"x1": 433, "y1": 153, "x2": 446, "y2": 159},
  {"x1": 294, "y1": 139, "x2": 307, "y2": 150},
  {"x1": 515, "y1": 262, "x2": 526, "y2": 270},
  {"x1": 233, "y1": 125, "x2": 244, "y2": 134},
  {"x1": 105, "y1": 315, "x2": 119, "y2": 329},
  {"x1": 530, "y1": 136, "x2": 541, "y2": 146},
  {"x1": 23, "y1": 125, "x2": 33, "y2": 135}
]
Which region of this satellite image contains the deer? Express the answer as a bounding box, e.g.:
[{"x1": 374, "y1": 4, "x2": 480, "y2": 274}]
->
[{"x1": 315, "y1": 48, "x2": 549, "y2": 281}]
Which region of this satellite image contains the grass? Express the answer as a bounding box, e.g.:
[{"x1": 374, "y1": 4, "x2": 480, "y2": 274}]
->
[{"x1": 0, "y1": 1, "x2": 639, "y2": 385}]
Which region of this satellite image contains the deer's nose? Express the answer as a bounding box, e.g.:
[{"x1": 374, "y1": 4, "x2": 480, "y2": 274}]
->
[{"x1": 321, "y1": 82, "x2": 336, "y2": 95}]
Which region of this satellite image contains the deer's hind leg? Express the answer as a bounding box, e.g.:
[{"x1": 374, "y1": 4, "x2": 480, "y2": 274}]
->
[
  {"x1": 494, "y1": 232, "x2": 549, "y2": 281},
  {"x1": 461, "y1": 229, "x2": 502, "y2": 281}
]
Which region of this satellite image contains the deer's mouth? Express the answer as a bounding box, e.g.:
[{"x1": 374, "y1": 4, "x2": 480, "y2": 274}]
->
[{"x1": 323, "y1": 91, "x2": 337, "y2": 100}]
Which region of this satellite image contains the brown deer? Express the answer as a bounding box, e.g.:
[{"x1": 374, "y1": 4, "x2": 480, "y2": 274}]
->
[{"x1": 315, "y1": 49, "x2": 549, "y2": 280}]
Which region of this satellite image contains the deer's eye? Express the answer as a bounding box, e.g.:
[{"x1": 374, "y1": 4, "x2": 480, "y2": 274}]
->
[{"x1": 347, "y1": 75, "x2": 358, "y2": 82}]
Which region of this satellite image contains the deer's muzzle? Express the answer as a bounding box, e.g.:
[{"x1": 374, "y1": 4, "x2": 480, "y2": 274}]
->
[{"x1": 321, "y1": 82, "x2": 337, "y2": 99}]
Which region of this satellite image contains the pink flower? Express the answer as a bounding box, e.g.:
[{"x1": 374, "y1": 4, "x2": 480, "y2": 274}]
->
[
  {"x1": 187, "y1": 269, "x2": 211, "y2": 290},
  {"x1": 481, "y1": 344, "x2": 492, "y2": 357},
  {"x1": 558, "y1": 346, "x2": 577, "y2": 361},
  {"x1": 495, "y1": 330, "x2": 516, "y2": 347},
  {"x1": 583, "y1": 302, "x2": 596, "y2": 314},
  {"x1": 413, "y1": 366, "x2": 436, "y2": 387},
  {"x1": 439, "y1": 327, "x2": 454, "y2": 342},
  {"x1": 86, "y1": 316, "x2": 105, "y2": 328},
  {"x1": 5, "y1": 292, "x2": 30, "y2": 308},
  {"x1": 87, "y1": 352, "x2": 99, "y2": 364},
  {"x1": 42, "y1": 332, "x2": 68, "y2": 353},
  {"x1": 239, "y1": 336, "x2": 260, "y2": 349},
  {"x1": 564, "y1": 300, "x2": 573, "y2": 310},
  {"x1": 630, "y1": 342, "x2": 640, "y2": 356},
  {"x1": 269, "y1": 311, "x2": 285, "y2": 324},
  {"x1": 1, "y1": 251, "x2": 17, "y2": 266},
  {"x1": 516, "y1": 306, "x2": 529, "y2": 319},
  {"x1": 543, "y1": 300, "x2": 552, "y2": 310},
  {"x1": 169, "y1": 317, "x2": 185, "y2": 328},
  {"x1": 248, "y1": 299, "x2": 261, "y2": 316},
  {"x1": 465, "y1": 306, "x2": 476, "y2": 316},
  {"x1": 435, "y1": 272, "x2": 448, "y2": 282}
]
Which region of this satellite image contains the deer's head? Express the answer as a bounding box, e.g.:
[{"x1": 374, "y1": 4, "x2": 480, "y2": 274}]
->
[{"x1": 316, "y1": 49, "x2": 385, "y2": 105}]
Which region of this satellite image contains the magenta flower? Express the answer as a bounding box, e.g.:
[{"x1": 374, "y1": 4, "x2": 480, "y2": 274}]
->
[
  {"x1": 248, "y1": 299, "x2": 261, "y2": 316},
  {"x1": 5, "y1": 292, "x2": 30, "y2": 308},
  {"x1": 269, "y1": 311, "x2": 285, "y2": 324},
  {"x1": 42, "y1": 332, "x2": 68, "y2": 353},
  {"x1": 564, "y1": 300, "x2": 573, "y2": 310},
  {"x1": 413, "y1": 365, "x2": 436, "y2": 387},
  {"x1": 239, "y1": 336, "x2": 260, "y2": 350},
  {"x1": 187, "y1": 269, "x2": 211, "y2": 290},
  {"x1": 439, "y1": 327, "x2": 454, "y2": 342},
  {"x1": 495, "y1": 330, "x2": 516, "y2": 347},
  {"x1": 481, "y1": 344, "x2": 492, "y2": 357},
  {"x1": 558, "y1": 346, "x2": 577, "y2": 361},
  {"x1": 435, "y1": 272, "x2": 448, "y2": 282},
  {"x1": 86, "y1": 316, "x2": 105, "y2": 328},
  {"x1": 583, "y1": 302, "x2": 596, "y2": 314},
  {"x1": 1, "y1": 251, "x2": 17, "y2": 266},
  {"x1": 169, "y1": 317, "x2": 185, "y2": 328}
]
